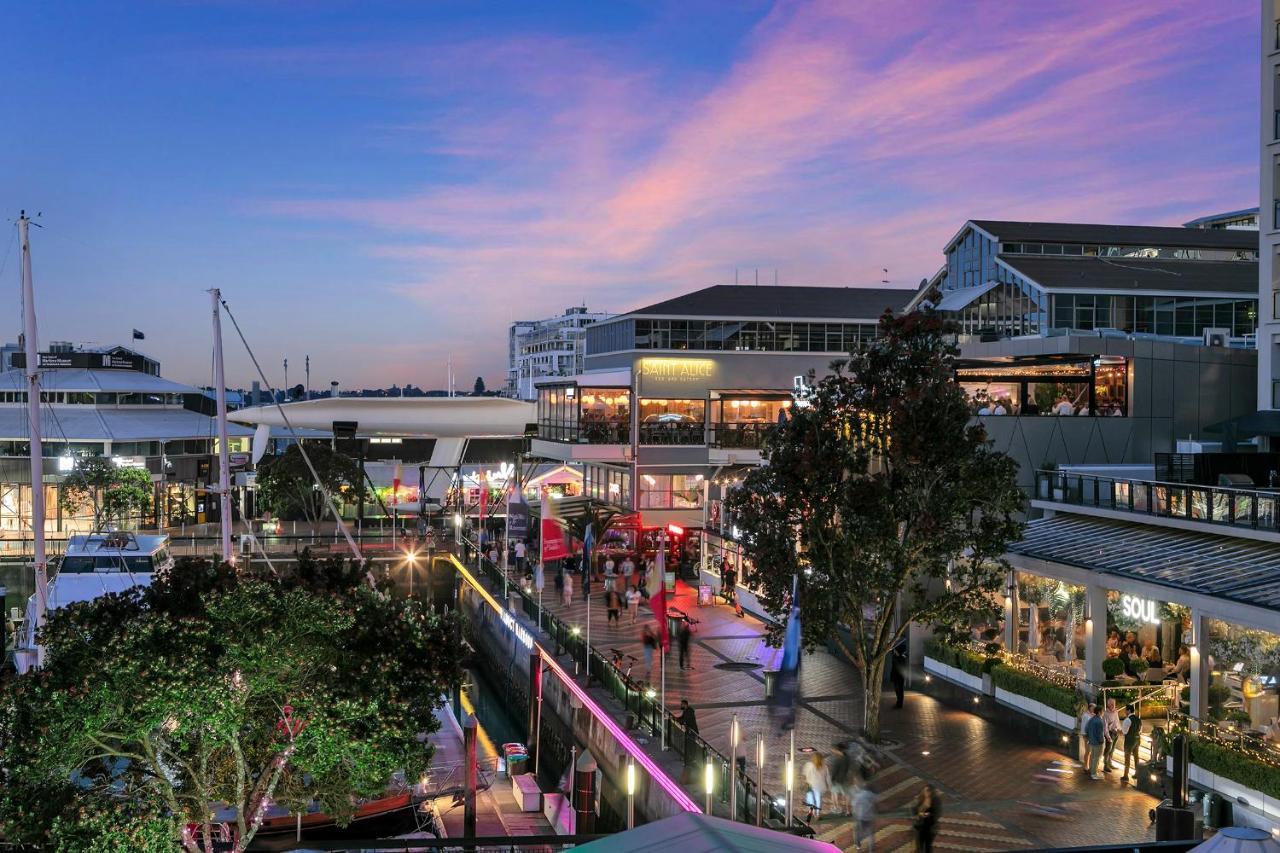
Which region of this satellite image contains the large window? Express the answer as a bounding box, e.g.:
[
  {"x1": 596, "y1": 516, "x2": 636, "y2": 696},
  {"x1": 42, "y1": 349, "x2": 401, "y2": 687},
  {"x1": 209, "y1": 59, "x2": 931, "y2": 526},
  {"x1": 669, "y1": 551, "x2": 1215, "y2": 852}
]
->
[
  {"x1": 630, "y1": 320, "x2": 876, "y2": 354},
  {"x1": 536, "y1": 386, "x2": 631, "y2": 443},
  {"x1": 957, "y1": 358, "x2": 1128, "y2": 417},
  {"x1": 639, "y1": 473, "x2": 704, "y2": 509},
  {"x1": 1053, "y1": 294, "x2": 1257, "y2": 338},
  {"x1": 639, "y1": 399, "x2": 705, "y2": 445},
  {"x1": 712, "y1": 398, "x2": 790, "y2": 448}
]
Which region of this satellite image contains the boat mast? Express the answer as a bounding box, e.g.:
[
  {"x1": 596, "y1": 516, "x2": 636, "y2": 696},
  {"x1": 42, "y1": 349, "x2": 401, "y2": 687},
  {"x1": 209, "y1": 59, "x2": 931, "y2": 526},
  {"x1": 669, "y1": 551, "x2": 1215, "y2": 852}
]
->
[
  {"x1": 18, "y1": 212, "x2": 48, "y2": 660},
  {"x1": 210, "y1": 289, "x2": 233, "y2": 564}
]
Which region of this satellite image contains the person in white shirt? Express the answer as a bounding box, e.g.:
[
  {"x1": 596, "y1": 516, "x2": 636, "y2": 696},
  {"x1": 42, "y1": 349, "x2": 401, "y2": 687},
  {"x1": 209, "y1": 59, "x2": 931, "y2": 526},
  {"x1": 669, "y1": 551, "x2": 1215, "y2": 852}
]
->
[
  {"x1": 1054, "y1": 398, "x2": 1075, "y2": 416},
  {"x1": 1102, "y1": 697, "x2": 1121, "y2": 773},
  {"x1": 515, "y1": 540, "x2": 527, "y2": 573},
  {"x1": 626, "y1": 586, "x2": 641, "y2": 622},
  {"x1": 603, "y1": 557, "x2": 617, "y2": 592},
  {"x1": 992, "y1": 402, "x2": 1007, "y2": 416},
  {"x1": 977, "y1": 405, "x2": 992, "y2": 416},
  {"x1": 621, "y1": 555, "x2": 635, "y2": 586}
]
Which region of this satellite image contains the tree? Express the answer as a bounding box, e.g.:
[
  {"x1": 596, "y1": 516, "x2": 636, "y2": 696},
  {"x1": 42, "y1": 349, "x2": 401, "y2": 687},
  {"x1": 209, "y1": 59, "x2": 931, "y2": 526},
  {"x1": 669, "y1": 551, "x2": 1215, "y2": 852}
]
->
[
  {"x1": 0, "y1": 555, "x2": 465, "y2": 852},
  {"x1": 473, "y1": 376, "x2": 486, "y2": 395},
  {"x1": 254, "y1": 442, "x2": 363, "y2": 523},
  {"x1": 725, "y1": 312, "x2": 1023, "y2": 739},
  {"x1": 59, "y1": 456, "x2": 154, "y2": 530}
]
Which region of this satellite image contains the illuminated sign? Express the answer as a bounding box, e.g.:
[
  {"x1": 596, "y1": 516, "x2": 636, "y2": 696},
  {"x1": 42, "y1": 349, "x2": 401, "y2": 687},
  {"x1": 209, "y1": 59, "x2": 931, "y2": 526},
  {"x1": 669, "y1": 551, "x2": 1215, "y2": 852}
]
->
[
  {"x1": 639, "y1": 358, "x2": 715, "y2": 383},
  {"x1": 667, "y1": 524, "x2": 684, "y2": 536},
  {"x1": 501, "y1": 609, "x2": 534, "y2": 650},
  {"x1": 792, "y1": 375, "x2": 814, "y2": 408},
  {"x1": 1120, "y1": 594, "x2": 1160, "y2": 625}
]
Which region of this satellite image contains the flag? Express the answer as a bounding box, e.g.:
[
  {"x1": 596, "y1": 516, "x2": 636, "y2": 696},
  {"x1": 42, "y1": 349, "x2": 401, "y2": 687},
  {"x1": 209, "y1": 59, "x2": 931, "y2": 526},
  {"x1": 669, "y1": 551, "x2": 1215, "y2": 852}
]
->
[
  {"x1": 534, "y1": 561, "x2": 545, "y2": 592},
  {"x1": 132, "y1": 329, "x2": 145, "y2": 340},
  {"x1": 776, "y1": 574, "x2": 802, "y2": 721},
  {"x1": 540, "y1": 496, "x2": 571, "y2": 562},
  {"x1": 651, "y1": 530, "x2": 670, "y2": 651},
  {"x1": 479, "y1": 482, "x2": 488, "y2": 518}
]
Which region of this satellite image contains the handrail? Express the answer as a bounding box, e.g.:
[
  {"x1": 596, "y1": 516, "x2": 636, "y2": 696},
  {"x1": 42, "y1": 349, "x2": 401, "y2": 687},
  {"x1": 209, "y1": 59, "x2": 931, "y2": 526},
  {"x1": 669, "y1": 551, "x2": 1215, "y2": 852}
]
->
[
  {"x1": 457, "y1": 538, "x2": 809, "y2": 831},
  {"x1": 1037, "y1": 468, "x2": 1280, "y2": 500}
]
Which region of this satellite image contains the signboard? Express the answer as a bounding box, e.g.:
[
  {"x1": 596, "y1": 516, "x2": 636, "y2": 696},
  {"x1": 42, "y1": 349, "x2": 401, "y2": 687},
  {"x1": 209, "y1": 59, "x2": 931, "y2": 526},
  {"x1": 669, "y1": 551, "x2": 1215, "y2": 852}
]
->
[
  {"x1": 14, "y1": 350, "x2": 151, "y2": 372},
  {"x1": 508, "y1": 499, "x2": 530, "y2": 540},
  {"x1": 1119, "y1": 593, "x2": 1160, "y2": 625},
  {"x1": 500, "y1": 609, "x2": 534, "y2": 651},
  {"x1": 637, "y1": 357, "x2": 716, "y2": 391}
]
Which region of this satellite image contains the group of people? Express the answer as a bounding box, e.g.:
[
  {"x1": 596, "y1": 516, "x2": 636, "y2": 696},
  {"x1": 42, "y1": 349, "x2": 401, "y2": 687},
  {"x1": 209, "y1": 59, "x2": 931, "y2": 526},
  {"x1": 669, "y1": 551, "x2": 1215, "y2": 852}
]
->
[
  {"x1": 1080, "y1": 698, "x2": 1143, "y2": 782},
  {"x1": 1106, "y1": 630, "x2": 1191, "y2": 682}
]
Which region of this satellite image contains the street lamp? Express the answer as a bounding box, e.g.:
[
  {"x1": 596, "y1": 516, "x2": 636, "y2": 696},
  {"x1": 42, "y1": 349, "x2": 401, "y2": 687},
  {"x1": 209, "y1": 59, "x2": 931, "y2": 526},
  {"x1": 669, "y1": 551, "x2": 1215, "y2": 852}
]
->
[
  {"x1": 784, "y1": 729, "x2": 795, "y2": 826},
  {"x1": 730, "y1": 714, "x2": 740, "y2": 821},
  {"x1": 403, "y1": 549, "x2": 418, "y2": 597},
  {"x1": 626, "y1": 758, "x2": 636, "y2": 829},
  {"x1": 755, "y1": 732, "x2": 765, "y2": 827}
]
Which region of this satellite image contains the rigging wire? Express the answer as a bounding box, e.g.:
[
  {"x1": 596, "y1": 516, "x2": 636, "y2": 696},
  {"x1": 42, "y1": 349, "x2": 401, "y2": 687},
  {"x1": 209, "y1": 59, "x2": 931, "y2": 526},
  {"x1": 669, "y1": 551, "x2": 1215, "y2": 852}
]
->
[{"x1": 215, "y1": 295, "x2": 367, "y2": 575}]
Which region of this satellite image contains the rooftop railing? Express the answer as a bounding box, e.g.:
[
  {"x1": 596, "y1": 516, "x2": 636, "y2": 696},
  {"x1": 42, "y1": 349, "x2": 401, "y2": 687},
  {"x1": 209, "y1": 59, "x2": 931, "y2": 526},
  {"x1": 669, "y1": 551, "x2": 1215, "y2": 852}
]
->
[{"x1": 1034, "y1": 469, "x2": 1280, "y2": 532}]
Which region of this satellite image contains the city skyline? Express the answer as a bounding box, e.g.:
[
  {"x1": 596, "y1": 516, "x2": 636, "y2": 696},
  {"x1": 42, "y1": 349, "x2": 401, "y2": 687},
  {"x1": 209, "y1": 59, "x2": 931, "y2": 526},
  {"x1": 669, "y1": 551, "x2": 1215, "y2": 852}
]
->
[{"x1": 0, "y1": 0, "x2": 1259, "y2": 388}]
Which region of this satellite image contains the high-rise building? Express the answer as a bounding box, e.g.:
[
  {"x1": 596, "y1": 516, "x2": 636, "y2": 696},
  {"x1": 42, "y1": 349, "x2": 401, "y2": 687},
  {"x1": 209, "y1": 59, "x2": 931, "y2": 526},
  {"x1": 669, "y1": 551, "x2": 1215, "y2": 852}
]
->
[{"x1": 505, "y1": 306, "x2": 613, "y2": 400}]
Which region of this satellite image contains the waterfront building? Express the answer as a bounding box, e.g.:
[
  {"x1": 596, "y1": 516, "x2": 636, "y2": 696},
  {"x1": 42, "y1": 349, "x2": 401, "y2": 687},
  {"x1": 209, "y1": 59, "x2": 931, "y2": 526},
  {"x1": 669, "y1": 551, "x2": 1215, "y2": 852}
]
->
[
  {"x1": 1264, "y1": 0, "x2": 1280, "y2": 409},
  {"x1": 1184, "y1": 207, "x2": 1260, "y2": 230},
  {"x1": 507, "y1": 306, "x2": 614, "y2": 400}
]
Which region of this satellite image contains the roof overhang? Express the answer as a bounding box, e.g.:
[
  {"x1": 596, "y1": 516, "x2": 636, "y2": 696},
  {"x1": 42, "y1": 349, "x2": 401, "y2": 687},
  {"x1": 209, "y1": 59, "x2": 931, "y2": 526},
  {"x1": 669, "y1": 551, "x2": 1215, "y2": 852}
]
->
[{"x1": 935, "y1": 280, "x2": 1001, "y2": 312}]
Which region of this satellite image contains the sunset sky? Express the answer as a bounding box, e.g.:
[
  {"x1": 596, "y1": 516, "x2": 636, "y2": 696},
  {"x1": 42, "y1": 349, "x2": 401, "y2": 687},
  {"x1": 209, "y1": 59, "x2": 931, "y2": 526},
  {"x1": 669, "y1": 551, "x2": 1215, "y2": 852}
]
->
[{"x1": 0, "y1": 0, "x2": 1260, "y2": 389}]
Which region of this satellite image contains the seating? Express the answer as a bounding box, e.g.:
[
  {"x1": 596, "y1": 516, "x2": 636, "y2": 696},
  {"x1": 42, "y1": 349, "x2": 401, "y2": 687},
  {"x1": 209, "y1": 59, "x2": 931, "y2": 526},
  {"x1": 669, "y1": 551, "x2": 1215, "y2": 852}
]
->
[{"x1": 512, "y1": 773, "x2": 542, "y2": 812}]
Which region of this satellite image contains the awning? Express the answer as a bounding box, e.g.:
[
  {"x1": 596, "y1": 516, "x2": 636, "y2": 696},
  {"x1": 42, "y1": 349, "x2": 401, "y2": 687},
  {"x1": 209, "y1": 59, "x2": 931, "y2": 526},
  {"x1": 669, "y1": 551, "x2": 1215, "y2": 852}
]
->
[
  {"x1": 934, "y1": 280, "x2": 1000, "y2": 312},
  {"x1": 1204, "y1": 410, "x2": 1280, "y2": 438},
  {"x1": 1010, "y1": 515, "x2": 1280, "y2": 613},
  {"x1": 574, "y1": 812, "x2": 839, "y2": 852}
]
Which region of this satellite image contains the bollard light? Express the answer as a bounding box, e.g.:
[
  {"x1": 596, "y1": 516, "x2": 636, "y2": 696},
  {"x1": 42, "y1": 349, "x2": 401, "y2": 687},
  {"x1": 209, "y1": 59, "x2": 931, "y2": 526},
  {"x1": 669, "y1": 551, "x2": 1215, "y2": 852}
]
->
[
  {"x1": 756, "y1": 734, "x2": 765, "y2": 769},
  {"x1": 704, "y1": 760, "x2": 714, "y2": 813},
  {"x1": 626, "y1": 758, "x2": 636, "y2": 829},
  {"x1": 731, "y1": 716, "x2": 741, "y2": 748},
  {"x1": 627, "y1": 761, "x2": 636, "y2": 796}
]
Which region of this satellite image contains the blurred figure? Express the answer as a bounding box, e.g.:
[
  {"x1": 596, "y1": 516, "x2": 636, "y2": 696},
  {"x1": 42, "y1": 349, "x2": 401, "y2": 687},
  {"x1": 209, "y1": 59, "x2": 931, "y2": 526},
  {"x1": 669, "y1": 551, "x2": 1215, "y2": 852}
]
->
[
  {"x1": 853, "y1": 783, "x2": 877, "y2": 852},
  {"x1": 641, "y1": 624, "x2": 657, "y2": 678},
  {"x1": 804, "y1": 752, "x2": 830, "y2": 821},
  {"x1": 911, "y1": 785, "x2": 941, "y2": 853},
  {"x1": 626, "y1": 585, "x2": 641, "y2": 622},
  {"x1": 677, "y1": 618, "x2": 693, "y2": 670}
]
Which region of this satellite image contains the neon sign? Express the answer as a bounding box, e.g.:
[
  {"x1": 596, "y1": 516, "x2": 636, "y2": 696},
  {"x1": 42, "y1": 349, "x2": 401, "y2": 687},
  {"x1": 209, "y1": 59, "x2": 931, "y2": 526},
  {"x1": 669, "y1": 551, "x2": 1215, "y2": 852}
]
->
[
  {"x1": 500, "y1": 609, "x2": 534, "y2": 650},
  {"x1": 1120, "y1": 594, "x2": 1160, "y2": 625}
]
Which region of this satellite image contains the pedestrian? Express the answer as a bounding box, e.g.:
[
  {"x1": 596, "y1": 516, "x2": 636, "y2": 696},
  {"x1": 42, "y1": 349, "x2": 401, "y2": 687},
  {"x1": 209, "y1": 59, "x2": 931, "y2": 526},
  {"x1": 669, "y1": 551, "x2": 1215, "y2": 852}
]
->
[
  {"x1": 603, "y1": 555, "x2": 616, "y2": 590},
  {"x1": 853, "y1": 783, "x2": 877, "y2": 853},
  {"x1": 626, "y1": 585, "x2": 641, "y2": 623},
  {"x1": 890, "y1": 638, "x2": 907, "y2": 709},
  {"x1": 636, "y1": 558, "x2": 650, "y2": 600},
  {"x1": 487, "y1": 542, "x2": 498, "y2": 565},
  {"x1": 1120, "y1": 703, "x2": 1142, "y2": 783},
  {"x1": 642, "y1": 624, "x2": 657, "y2": 677},
  {"x1": 514, "y1": 539, "x2": 526, "y2": 574},
  {"x1": 621, "y1": 554, "x2": 635, "y2": 588},
  {"x1": 721, "y1": 561, "x2": 736, "y2": 604},
  {"x1": 678, "y1": 698, "x2": 699, "y2": 734},
  {"x1": 803, "y1": 752, "x2": 831, "y2": 821},
  {"x1": 606, "y1": 588, "x2": 621, "y2": 624},
  {"x1": 677, "y1": 618, "x2": 693, "y2": 670},
  {"x1": 1102, "y1": 697, "x2": 1121, "y2": 773},
  {"x1": 561, "y1": 570, "x2": 574, "y2": 606},
  {"x1": 911, "y1": 784, "x2": 941, "y2": 853},
  {"x1": 829, "y1": 742, "x2": 854, "y2": 816},
  {"x1": 1085, "y1": 704, "x2": 1106, "y2": 780}
]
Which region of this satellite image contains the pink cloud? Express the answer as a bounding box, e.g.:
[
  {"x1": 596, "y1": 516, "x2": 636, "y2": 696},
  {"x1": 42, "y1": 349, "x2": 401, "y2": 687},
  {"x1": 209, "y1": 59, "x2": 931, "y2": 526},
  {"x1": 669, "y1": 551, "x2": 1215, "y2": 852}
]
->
[{"x1": 248, "y1": 0, "x2": 1258, "y2": 381}]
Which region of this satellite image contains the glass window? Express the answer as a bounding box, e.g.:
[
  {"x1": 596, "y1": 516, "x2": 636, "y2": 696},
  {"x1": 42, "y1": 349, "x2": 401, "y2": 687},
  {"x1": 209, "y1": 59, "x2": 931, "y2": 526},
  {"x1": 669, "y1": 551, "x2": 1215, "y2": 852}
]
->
[
  {"x1": 639, "y1": 399, "x2": 706, "y2": 445},
  {"x1": 1061, "y1": 244, "x2": 1083, "y2": 256}
]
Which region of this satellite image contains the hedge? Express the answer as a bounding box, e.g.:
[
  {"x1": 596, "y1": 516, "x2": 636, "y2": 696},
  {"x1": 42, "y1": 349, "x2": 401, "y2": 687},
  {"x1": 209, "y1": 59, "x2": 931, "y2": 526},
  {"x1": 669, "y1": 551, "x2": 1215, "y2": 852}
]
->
[
  {"x1": 923, "y1": 638, "x2": 997, "y2": 677},
  {"x1": 990, "y1": 664, "x2": 1084, "y2": 717},
  {"x1": 1189, "y1": 734, "x2": 1280, "y2": 799}
]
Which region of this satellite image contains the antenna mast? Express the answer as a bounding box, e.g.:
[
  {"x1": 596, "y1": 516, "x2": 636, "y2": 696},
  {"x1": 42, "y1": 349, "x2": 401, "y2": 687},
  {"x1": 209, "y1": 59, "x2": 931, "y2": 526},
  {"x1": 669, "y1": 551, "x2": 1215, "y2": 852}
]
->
[
  {"x1": 210, "y1": 289, "x2": 234, "y2": 564},
  {"x1": 17, "y1": 212, "x2": 47, "y2": 668}
]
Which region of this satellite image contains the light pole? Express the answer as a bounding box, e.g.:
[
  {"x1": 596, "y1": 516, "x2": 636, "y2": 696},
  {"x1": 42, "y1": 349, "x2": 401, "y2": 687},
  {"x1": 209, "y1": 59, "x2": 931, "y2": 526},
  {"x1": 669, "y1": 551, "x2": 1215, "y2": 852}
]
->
[
  {"x1": 785, "y1": 728, "x2": 795, "y2": 827},
  {"x1": 626, "y1": 757, "x2": 636, "y2": 829},
  {"x1": 704, "y1": 758, "x2": 714, "y2": 815},
  {"x1": 755, "y1": 732, "x2": 765, "y2": 827},
  {"x1": 730, "y1": 714, "x2": 740, "y2": 821}
]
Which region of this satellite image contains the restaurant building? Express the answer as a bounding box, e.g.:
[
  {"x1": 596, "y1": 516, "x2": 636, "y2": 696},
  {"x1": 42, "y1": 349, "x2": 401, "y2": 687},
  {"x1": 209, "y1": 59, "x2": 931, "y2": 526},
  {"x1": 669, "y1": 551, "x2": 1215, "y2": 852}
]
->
[
  {"x1": 527, "y1": 283, "x2": 914, "y2": 563},
  {"x1": 0, "y1": 343, "x2": 254, "y2": 540}
]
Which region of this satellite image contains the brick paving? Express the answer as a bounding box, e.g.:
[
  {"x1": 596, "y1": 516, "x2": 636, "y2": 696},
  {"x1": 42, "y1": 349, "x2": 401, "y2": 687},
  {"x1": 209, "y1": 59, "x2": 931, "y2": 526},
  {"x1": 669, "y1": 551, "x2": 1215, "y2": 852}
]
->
[{"x1": 531, "y1": 572, "x2": 1159, "y2": 850}]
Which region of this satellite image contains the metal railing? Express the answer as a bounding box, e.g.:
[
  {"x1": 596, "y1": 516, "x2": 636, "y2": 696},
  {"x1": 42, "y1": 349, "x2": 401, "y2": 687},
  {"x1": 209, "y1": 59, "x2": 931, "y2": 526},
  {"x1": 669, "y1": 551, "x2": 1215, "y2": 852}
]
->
[
  {"x1": 709, "y1": 422, "x2": 773, "y2": 450},
  {"x1": 1034, "y1": 468, "x2": 1280, "y2": 533},
  {"x1": 638, "y1": 422, "x2": 705, "y2": 446},
  {"x1": 537, "y1": 422, "x2": 630, "y2": 444},
  {"x1": 465, "y1": 544, "x2": 808, "y2": 833}
]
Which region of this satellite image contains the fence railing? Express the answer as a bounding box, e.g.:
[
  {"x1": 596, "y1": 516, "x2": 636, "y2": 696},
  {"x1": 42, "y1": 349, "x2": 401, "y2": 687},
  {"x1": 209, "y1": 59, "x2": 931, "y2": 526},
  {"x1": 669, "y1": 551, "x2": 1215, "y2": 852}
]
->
[
  {"x1": 463, "y1": 539, "x2": 808, "y2": 833},
  {"x1": 1034, "y1": 469, "x2": 1280, "y2": 533}
]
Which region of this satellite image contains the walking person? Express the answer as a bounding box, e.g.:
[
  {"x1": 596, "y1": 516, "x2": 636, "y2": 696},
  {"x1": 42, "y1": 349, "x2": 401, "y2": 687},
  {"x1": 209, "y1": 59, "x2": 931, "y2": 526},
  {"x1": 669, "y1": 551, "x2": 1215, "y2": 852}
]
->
[
  {"x1": 1102, "y1": 697, "x2": 1121, "y2": 773},
  {"x1": 606, "y1": 588, "x2": 621, "y2": 624},
  {"x1": 890, "y1": 638, "x2": 907, "y2": 709},
  {"x1": 1085, "y1": 704, "x2": 1106, "y2": 780},
  {"x1": 829, "y1": 742, "x2": 853, "y2": 816},
  {"x1": 626, "y1": 585, "x2": 641, "y2": 623},
  {"x1": 603, "y1": 555, "x2": 616, "y2": 590},
  {"x1": 621, "y1": 553, "x2": 635, "y2": 589},
  {"x1": 1120, "y1": 703, "x2": 1142, "y2": 783},
  {"x1": 561, "y1": 570, "x2": 573, "y2": 606},
  {"x1": 514, "y1": 539, "x2": 526, "y2": 574},
  {"x1": 641, "y1": 624, "x2": 657, "y2": 679},
  {"x1": 677, "y1": 618, "x2": 693, "y2": 670},
  {"x1": 911, "y1": 784, "x2": 941, "y2": 853},
  {"x1": 853, "y1": 781, "x2": 877, "y2": 853},
  {"x1": 803, "y1": 752, "x2": 831, "y2": 821}
]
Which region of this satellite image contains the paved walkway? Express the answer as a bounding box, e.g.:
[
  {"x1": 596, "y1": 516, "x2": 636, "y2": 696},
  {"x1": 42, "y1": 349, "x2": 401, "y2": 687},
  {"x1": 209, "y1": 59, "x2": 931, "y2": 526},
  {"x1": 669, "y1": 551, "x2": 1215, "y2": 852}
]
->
[{"x1": 535, "y1": 572, "x2": 1159, "y2": 851}]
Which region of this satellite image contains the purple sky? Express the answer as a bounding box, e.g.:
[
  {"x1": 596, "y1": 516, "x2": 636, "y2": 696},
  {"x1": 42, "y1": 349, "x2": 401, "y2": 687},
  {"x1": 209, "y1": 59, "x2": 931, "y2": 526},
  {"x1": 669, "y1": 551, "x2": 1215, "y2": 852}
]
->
[{"x1": 0, "y1": 0, "x2": 1259, "y2": 389}]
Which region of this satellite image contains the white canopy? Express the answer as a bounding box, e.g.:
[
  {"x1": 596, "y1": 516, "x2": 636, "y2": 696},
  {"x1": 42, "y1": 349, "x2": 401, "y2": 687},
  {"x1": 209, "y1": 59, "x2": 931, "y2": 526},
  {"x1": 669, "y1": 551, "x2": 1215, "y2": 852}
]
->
[
  {"x1": 574, "y1": 813, "x2": 840, "y2": 853},
  {"x1": 230, "y1": 396, "x2": 535, "y2": 439}
]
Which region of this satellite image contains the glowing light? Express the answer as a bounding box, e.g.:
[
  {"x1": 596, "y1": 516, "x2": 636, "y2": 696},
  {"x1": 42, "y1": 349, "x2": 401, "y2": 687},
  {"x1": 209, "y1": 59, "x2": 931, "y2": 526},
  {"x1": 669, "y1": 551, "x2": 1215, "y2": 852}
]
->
[
  {"x1": 627, "y1": 761, "x2": 636, "y2": 796},
  {"x1": 973, "y1": 696, "x2": 980, "y2": 705},
  {"x1": 645, "y1": 688, "x2": 657, "y2": 700},
  {"x1": 921, "y1": 751, "x2": 930, "y2": 756},
  {"x1": 705, "y1": 761, "x2": 715, "y2": 795},
  {"x1": 667, "y1": 524, "x2": 684, "y2": 536},
  {"x1": 1060, "y1": 735, "x2": 1069, "y2": 744},
  {"x1": 453, "y1": 513, "x2": 463, "y2": 527},
  {"x1": 924, "y1": 675, "x2": 932, "y2": 683},
  {"x1": 442, "y1": 553, "x2": 700, "y2": 813},
  {"x1": 404, "y1": 550, "x2": 418, "y2": 565},
  {"x1": 570, "y1": 625, "x2": 581, "y2": 636},
  {"x1": 785, "y1": 757, "x2": 794, "y2": 791}
]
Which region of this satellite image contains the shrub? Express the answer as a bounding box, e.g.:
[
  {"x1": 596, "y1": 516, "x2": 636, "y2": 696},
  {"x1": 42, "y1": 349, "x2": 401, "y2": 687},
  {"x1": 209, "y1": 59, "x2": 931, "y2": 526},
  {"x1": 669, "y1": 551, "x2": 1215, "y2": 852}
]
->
[
  {"x1": 990, "y1": 664, "x2": 1084, "y2": 717},
  {"x1": 1102, "y1": 657, "x2": 1126, "y2": 679},
  {"x1": 1189, "y1": 734, "x2": 1280, "y2": 799},
  {"x1": 923, "y1": 638, "x2": 994, "y2": 677}
]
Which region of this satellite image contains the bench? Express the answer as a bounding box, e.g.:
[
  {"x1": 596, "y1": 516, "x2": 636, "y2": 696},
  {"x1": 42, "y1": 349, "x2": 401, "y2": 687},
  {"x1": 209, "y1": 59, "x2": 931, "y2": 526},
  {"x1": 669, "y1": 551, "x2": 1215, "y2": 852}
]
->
[{"x1": 511, "y1": 772, "x2": 542, "y2": 812}]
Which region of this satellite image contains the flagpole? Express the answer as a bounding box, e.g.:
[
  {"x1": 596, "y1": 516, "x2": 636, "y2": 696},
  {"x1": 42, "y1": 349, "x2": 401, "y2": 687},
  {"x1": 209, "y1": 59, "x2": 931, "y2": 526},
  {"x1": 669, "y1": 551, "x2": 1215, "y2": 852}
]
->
[{"x1": 660, "y1": 528, "x2": 667, "y2": 751}]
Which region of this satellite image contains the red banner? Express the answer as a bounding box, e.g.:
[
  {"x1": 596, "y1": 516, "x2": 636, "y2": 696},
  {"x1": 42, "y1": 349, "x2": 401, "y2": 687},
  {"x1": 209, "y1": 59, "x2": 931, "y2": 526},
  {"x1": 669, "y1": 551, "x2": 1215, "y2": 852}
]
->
[{"x1": 539, "y1": 500, "x2": 571, "y2": 562}]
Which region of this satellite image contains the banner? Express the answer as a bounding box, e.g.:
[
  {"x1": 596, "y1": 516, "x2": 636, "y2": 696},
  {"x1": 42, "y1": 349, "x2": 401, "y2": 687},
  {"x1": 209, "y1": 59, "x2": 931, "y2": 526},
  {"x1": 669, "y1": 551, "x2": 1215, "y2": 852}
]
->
[
  {"x1": 508, "y1": 498, "x2": 530, "y2": 540},
  {"x1": 539, "y1": 498, "x2": 571, "y2": 562},
  {"x1": 651, "y1": 531, "x2": 670, "y2": 651}
]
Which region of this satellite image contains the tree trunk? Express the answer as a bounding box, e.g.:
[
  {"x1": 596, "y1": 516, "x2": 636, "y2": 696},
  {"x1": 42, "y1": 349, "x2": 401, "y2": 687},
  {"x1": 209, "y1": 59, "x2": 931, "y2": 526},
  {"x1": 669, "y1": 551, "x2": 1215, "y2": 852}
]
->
[{"x1": 862, "y1": 655, "x2": 886, "y2": 741}]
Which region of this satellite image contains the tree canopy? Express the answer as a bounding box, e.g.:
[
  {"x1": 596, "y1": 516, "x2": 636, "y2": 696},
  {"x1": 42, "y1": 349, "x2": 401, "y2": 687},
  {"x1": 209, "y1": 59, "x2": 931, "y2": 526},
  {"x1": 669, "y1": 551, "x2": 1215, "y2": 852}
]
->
[
  {"x1": 725, "y1": 311, "x2": 1023, "y2": 738},
  {"x1": 473, "y1": 376, "x2": 486, "y2": 395},
  {"x1": 254, "y1": 442, "x2": 363, "y2": 523},
  {"x1": 0, "y1": 555, "x2": 465, "y2": 852},
  {"x1": 58, "y1": 457, "x2": 154, "y2": 530}
]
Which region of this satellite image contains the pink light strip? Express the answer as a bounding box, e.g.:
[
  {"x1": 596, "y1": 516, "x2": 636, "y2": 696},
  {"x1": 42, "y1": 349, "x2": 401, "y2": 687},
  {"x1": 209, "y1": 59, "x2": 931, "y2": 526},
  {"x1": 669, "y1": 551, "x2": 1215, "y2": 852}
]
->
[{"x1": 446, "y1": 555, "x2": 702, "y2": 813}]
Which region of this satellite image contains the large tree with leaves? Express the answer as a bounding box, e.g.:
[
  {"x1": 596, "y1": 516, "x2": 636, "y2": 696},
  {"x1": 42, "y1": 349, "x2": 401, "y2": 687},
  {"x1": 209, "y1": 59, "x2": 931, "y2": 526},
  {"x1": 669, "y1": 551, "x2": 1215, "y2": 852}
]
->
[
  {"x1": 254, "y1": 441, "x2": 363, "y2": 523},
  {"x1": 58, "y1": 456, "x2": 154, "y2": 530},
  {"x1": 725, "y1": 311, "x2": 1023, "y2": 739},
  {"x1": 0, "y1": 555, "x2": 464, "y2": 852}
]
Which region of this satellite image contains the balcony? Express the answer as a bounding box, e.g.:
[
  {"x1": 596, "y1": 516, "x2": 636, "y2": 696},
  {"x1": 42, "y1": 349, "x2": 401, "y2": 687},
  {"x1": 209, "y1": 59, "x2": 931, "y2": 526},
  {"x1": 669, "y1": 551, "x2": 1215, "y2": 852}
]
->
[
  {"x1": 1035, "y1": 468, "x2": 1280, "y2": 532},
  {"x1": 638, "y1": 421, "x2": 705, "y2": 446},
  {"x1": 537, "y1": 422, "x2": 629, "y2": 444},
  {"x1": 710, "y1": 421, "x2": 774, "y2": 450}
]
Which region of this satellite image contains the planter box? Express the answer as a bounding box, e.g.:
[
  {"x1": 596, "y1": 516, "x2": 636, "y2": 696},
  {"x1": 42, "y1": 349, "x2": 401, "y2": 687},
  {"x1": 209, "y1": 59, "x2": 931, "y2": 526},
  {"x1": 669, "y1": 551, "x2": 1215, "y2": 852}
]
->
[
  {"x1": 1188, "y1": 762, "x2": 1280, "y2": 830},
  {"x1": 993, "y1": 686, "x2": 1076, "y2": 731},
  {"x1": 923, "y1": 656, "x2": 983, "y2": 694}
]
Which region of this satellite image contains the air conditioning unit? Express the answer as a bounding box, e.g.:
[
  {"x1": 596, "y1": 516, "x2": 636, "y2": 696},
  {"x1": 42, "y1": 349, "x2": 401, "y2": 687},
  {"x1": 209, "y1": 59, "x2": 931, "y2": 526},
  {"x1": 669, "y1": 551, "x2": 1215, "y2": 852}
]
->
[{"x1": 1203, "y1": 327, "x2": 1229, "y2": 347}]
